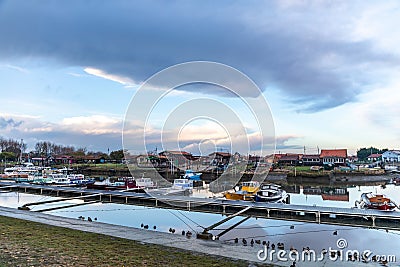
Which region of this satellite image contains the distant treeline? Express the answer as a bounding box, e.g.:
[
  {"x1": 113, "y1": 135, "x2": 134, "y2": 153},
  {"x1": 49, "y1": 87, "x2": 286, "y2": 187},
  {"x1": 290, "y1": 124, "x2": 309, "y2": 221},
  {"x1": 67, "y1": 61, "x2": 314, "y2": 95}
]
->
[{"x1": 0, "y1": 137, "x2": 124, "y2": 162}]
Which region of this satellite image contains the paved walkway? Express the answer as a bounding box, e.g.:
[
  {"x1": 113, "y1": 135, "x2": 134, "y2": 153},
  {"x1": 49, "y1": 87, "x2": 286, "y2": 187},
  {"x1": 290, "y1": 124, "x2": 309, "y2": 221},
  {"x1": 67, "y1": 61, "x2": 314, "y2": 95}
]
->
[{"x1": 0, "y1": 206, "x2": 394, "y2": 267}]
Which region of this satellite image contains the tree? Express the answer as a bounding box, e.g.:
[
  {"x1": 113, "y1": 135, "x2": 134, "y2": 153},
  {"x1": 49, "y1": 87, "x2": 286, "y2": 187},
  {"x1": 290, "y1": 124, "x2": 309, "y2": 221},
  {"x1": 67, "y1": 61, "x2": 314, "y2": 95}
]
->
[
  {"x1": 0, "y1": 151, "x2": 16, "y2": 161},
  {"x1": 110, "y1": 149, "x2": 125, "y2": 162},
  {"x1": 357, "y1": 147, "x2": 387, "y2": 162}
]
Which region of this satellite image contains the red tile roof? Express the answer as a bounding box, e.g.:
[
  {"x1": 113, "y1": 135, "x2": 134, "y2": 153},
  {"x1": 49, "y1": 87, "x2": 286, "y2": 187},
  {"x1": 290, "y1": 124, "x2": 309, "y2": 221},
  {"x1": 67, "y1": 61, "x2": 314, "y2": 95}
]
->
[
  {"x1": 302, "y1": 154, "x2": 320, "y2": 159},
  {"x1": 367, "y1": 153, "x2": 382, "y2": 158},
  {"x1": 320, "y1": 149, "x2": 347, "y2": 158}
]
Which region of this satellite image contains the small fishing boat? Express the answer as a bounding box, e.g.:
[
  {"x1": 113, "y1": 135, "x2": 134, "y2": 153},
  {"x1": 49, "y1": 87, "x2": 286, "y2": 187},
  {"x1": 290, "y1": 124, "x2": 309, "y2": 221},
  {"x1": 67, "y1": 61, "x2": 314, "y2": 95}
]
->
[
  {"x1": 135, "y1": 177, "x2": 155, "y2": 188},
  {"x1": 86, "y1": 177, "x2": 139, "y2": 191},
  {"x1": 144, "y1": 178, "x2": 193, "y2": 196},
  {"x1": 355, "y1": 192, "x2": 397, "y2": 211},
  {"x1": 254, "y1": 184, "x2": 288, "y2": 203},
  {"x1": 172, "y1": 179, "x2": 194, "y2": 190},
  {"x1": 183, "y1": 170, "x2": 202, "y2": 181},
  {"x1": 224, "y1": 181, "x2": 260, "y2": 201}
]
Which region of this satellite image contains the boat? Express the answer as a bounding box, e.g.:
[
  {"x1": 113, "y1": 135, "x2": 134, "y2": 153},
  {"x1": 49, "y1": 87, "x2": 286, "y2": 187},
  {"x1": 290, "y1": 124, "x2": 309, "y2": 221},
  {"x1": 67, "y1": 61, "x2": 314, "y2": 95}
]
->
[
  {"x1": 145, "y1": 187, "x2": 192, "y2": 196},
  {"x1": 172, "y1": 178, "x2": 193, "y2": 190},
  {"x1": 3, "y1": 162, "x2": 40, "y2": 182},
  {"x1": 355, "y1": 192, "x2": 398, "y2": 211},
  {"x1": 182, "y1": 170, "x2": 202, "y2": 181},
  {"x1": 86, "y1": 177, "x2": 140, "y2": 191},
  {"x1": 253, "y1": 184, "x2": 288, "y2": 203},
  {"x1": 135, "y1": 177, "x2": 155, "y2": 188},
  {"x1": 145, "y1": 178, "x2": 193, "y2": 196},
  {"x1": 223, "y1": 181, "x2": 260, "y2": 201}
]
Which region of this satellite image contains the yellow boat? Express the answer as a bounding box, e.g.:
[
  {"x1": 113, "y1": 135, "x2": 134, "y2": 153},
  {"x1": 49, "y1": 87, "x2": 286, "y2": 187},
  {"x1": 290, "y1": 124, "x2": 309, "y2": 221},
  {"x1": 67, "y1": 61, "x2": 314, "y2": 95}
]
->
[{"x1": 223, "y1": 181, "x2": 260, "y2": 201}]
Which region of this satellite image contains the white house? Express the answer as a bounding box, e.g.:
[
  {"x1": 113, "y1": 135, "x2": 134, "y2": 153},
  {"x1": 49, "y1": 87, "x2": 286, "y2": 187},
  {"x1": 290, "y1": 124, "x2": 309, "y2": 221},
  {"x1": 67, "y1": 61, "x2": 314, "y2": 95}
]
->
[{"x1": 382, "y1": 150, "x2": 400, "y2": 162}]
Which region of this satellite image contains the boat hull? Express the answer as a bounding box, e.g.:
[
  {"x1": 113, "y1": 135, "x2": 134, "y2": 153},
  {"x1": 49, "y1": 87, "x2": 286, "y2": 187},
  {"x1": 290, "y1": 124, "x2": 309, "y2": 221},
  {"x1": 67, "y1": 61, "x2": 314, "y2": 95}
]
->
[
  {"x1": 254, "y1": 194, "x2": 286, "y2": 203},
  {"x1": 360, "y1": 193, "x2": 397, "y2": 211},
  {"x1": 224, "y1": 192, "x2": 254, "y2": 201}
]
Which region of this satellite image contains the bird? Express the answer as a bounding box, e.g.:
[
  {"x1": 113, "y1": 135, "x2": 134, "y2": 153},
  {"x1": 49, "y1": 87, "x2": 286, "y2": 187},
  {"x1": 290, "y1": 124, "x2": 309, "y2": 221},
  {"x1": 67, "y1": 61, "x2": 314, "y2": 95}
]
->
[
  {"x1": 250, "y1": 239, "x2": 254, "y2": 246},
  {"x1": 234, "y1": 238, "x2": 238, "y2": 244},
  {"x1": 182, "y1": 230, "x2": 186, "y2": 235},
  {"x1": 153, "y1": 225, "x2": 156, "y2": 230},
  {"x1": 87, "y1": 217, "x2": 92, "y2": 222},
  {"x1": 169, "y1": 228, "x2": 173, "y2": 233},
  {"x1": 262, "y1": 241, "x2": 266, "y2": 246},
  {"x1": 186, "y1": 231, "x2": 192, "y2": 237},
  {"x1": 141, "y1": 223, "x2": 144, "y2": 228},
  {"x1": 255, "y1": 240, "x2": 261, "y2": 244},
  {"x1": 94, "y1": 217, "x2": 97, "y2": 221},
  {"x1": 242, "y1": 238, "x2": 247, "y2": 246},
  {"x1": 143, "y1": 225, "x2": 149, "y2": 229},
  {"x1": 290, "y1": 261, "x2": 296, "y2": 267},
  {"x1": 333, "y1": 230, "x2": 338, "y2": 235},
  {"x1": 290, "y1": 225, "x2": 295, "y2": 229},
  {"x1": 271, "y1": 243, "x2": 275, "y2": 250},
  {"x1": 171, "y1": 228, "x2": 175, "y2": 233}
]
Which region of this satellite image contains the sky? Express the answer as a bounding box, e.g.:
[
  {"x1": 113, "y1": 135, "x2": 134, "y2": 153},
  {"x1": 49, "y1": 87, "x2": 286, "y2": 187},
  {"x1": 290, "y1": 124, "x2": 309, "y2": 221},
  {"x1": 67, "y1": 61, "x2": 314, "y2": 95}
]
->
[{"x1": 0, "y1": 0, "x2": 400, "y2": 156}]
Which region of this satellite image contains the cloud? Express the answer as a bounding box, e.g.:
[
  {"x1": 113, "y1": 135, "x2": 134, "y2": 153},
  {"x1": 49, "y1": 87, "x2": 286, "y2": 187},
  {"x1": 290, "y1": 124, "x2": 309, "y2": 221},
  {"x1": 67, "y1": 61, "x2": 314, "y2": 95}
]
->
[
  {"x1": 84, "y1": 67, "x2": 136, "y2": 86},
  {"x1": 0, "y1": 117, "x2": 23, "y2": 129},
  {"x1": 2, "y1": 64, "x2": 29, "y2": 73},
  {"x1": 0, "y1": 1, "x2": 399, "y2": 111},
  {"x1": 0, "y1": 114, "x2": 123, "y2": 151}
]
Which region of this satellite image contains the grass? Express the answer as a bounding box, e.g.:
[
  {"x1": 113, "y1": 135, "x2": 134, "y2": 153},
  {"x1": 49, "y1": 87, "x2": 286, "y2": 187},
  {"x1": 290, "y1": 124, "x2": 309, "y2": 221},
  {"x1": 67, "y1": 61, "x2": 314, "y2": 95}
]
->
[{"x1": 0, "y1": 216, "x2": 269, "y2": 267}]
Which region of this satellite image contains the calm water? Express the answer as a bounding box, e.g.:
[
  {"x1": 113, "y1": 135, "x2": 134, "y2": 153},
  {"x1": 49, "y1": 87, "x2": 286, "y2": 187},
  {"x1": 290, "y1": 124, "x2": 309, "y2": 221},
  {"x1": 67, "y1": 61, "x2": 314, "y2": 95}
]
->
[{"x1": 1, "y1": 182, "x2": 400, "y2": 264}]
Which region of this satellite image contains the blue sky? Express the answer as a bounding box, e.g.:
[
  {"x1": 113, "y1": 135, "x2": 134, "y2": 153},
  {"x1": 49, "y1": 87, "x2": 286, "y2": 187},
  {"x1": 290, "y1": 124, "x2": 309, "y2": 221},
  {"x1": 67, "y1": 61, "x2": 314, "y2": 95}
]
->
[{"x1": 0, "y1": 1, "x2": 400, "y2": 155}]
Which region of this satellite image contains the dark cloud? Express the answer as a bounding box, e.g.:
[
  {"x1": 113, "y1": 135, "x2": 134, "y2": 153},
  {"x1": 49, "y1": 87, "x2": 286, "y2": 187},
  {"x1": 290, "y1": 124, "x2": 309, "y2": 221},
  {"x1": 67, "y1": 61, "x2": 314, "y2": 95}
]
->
[
  {"x1": 0, "y1": 1, "x2": 397, "y2": 111},
  {"x1": 0, "y1": 117, "x2": 23, "y2": 129}
]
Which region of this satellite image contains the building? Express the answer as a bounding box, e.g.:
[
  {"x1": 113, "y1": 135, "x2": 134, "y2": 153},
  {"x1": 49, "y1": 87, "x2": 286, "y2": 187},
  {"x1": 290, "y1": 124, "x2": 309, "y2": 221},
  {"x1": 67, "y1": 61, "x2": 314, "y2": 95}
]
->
[
  {"x1": 366, "y1": 153, "x2": 382, "y2": 162},
  {"x1": 320, "y1": 149, "x2": 347, "y2": 166},
  {"x1": 53, "y1": 155, "x2": 75, "y2": 165},
  {"x1": 158, "y1": 150, "x2": 194, "y2": 168},
  {"x1": 278, "y1": 154, "x2": 300, "y2": 166},
  {"x1": 382, "y1": 150, "x2": 400, "y2": 162},
  {"x1": 208, "y1": 152, "x2": 231, "y2": 166},
  {"x1": 302, "y1": 154, "x2": 321, "y2": 166}
]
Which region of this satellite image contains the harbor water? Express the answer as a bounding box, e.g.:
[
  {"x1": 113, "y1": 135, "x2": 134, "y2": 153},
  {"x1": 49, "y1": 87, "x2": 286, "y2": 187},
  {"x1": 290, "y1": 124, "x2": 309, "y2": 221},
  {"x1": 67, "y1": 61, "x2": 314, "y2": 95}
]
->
[{"x1": 1, "y1": 181, "x2": 400, "y2": 265}]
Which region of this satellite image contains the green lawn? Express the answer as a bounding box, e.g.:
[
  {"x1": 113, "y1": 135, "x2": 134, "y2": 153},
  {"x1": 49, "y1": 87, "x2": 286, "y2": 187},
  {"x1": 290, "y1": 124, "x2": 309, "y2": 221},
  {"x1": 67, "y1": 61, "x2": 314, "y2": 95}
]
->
[{"x1": 0, "y1": 216, "x2": 270, "y2": 267}]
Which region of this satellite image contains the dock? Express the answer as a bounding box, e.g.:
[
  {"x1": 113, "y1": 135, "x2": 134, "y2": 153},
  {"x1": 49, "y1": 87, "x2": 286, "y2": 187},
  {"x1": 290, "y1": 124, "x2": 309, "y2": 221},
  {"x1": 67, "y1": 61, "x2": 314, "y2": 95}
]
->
[{"x1": 1, "y1": 182, "x2": 400, "y2": 232}]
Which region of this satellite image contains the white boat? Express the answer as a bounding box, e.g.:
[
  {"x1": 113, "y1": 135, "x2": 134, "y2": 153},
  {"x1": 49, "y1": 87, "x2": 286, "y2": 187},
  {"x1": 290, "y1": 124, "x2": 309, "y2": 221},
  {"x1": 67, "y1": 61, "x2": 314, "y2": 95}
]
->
[
  {"x1": 2, "y1": 162, "x2": 40, "y2": 181},
  {"x1": 253, "y1": 184, "x2": 288, "y2": 203},
  {"x1": 145, "y1": 187, "x2": 192, "y2": 196},
  {"x1": 145, "y1": 178, "x2": 193, "y2": 196},
  {"x1": 172, "y1": 179, "x2": 193, "y2": 190},
  {"x1": 135, "y1": 177, "x2": 155, "y2": 188}
]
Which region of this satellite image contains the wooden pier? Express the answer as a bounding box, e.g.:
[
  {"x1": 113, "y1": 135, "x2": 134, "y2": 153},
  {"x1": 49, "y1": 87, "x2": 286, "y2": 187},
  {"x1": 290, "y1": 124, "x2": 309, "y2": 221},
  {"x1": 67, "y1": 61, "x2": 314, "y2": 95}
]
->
[{"x1": 1, "y1": 182, "x2": 400, "y2": 232}]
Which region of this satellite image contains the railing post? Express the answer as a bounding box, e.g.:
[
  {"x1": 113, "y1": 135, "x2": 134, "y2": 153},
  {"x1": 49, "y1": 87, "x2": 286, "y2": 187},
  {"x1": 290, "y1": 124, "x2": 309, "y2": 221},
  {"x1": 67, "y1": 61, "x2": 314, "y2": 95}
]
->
[{"x1": 316, "y1": 211, "x2": 321, "y2": 223}]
